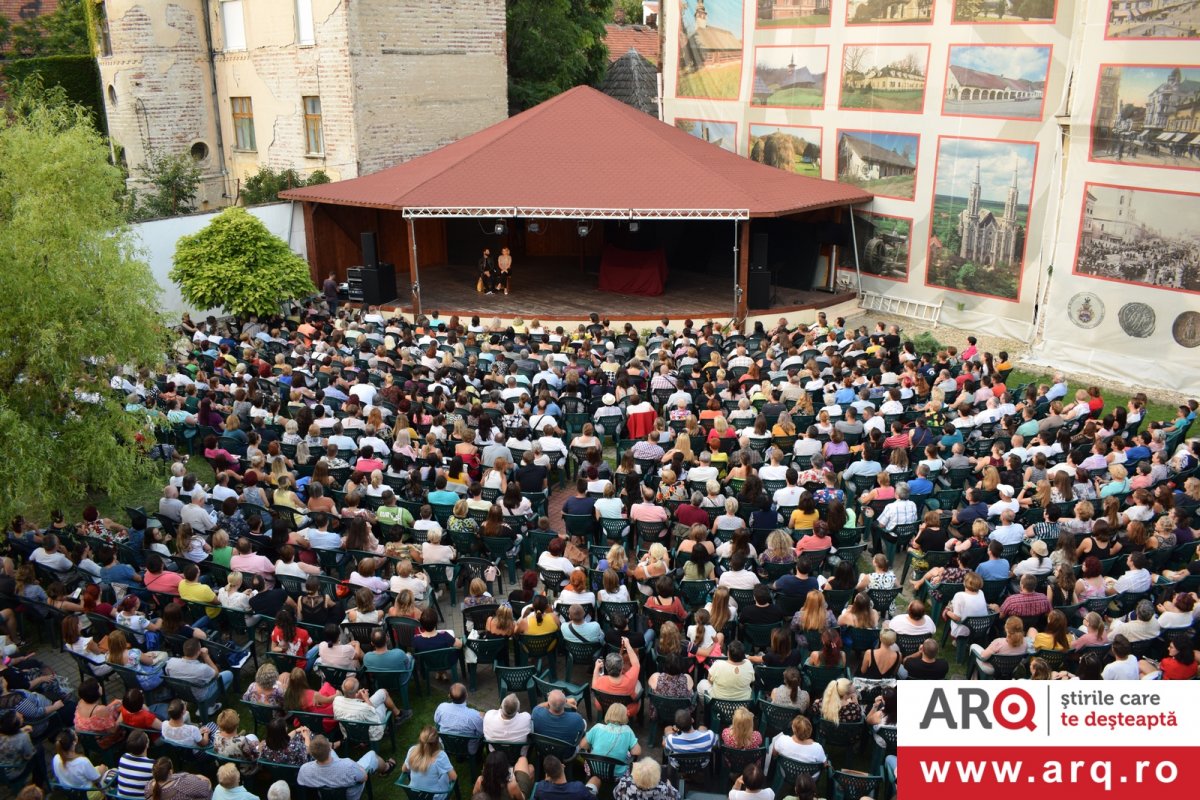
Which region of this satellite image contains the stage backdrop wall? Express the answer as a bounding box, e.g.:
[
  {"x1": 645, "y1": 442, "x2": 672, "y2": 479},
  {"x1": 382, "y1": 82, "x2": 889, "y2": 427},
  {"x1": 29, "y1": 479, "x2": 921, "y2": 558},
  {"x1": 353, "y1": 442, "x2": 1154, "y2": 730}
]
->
[
  {"x1": 1028, "y1": 1, "x2": 1200, "y2": 395},
  {"x1": 663, "y1": 0, "x2": 1073, "y2": 341}
]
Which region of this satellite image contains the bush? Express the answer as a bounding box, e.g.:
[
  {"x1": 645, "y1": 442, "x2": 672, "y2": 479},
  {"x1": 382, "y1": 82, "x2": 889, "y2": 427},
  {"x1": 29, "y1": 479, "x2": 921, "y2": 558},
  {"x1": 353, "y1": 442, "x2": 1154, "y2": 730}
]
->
[
  {"x1": 910, "y1": 331, "x2": 943, "y2": 356},
  {"x1": 240, "y1": 167, "x2": 330, "y2": 206}
]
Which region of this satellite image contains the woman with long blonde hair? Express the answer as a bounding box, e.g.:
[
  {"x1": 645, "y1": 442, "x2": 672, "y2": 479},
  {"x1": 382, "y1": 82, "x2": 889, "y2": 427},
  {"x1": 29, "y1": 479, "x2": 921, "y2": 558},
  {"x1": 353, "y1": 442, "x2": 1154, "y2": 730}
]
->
[
  {"x1": 818, "y1": 677, "x2": 863, "y2": 723},
  {"x1": 762, "y1": 529, "x2": 796, "y2": 564},
  {"x1": 798, "y1": 590, "x2": 831, "y2": 632},
  {"x1": 707, "y1": 585, "x2": 735, "y2": 633},
  {"x1": 978, "y1": 466, "x2": 1000, "y2": 492},
  {"x1": 721, "y1": 706, "x2": 763, "y2": 750},
  {"x1": 402, "y1": 726, "x2": 455, "y2": 791},
  {"x1": 485, "y1": 605, "x2": 517, "y2": 637}
]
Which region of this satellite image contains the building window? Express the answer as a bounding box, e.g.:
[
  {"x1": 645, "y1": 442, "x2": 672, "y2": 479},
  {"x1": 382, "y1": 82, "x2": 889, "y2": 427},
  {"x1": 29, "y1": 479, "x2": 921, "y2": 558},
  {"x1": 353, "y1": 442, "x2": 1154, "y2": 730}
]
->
[
  {"x1": 221, "y1": 0, "x2": 246, "y2": 51},
  {"x1": 296, "y1": 0, "x2": 315, "y2": 45},
  {"x1": 231, "y1": 97, "x2": 256, "y2": 151},
  {"x1": 303, "y1": 96, "x2": 324, "y2": 155},
  {"x1": 97, "y1": 3, "x2": 113, "y2": 57}
]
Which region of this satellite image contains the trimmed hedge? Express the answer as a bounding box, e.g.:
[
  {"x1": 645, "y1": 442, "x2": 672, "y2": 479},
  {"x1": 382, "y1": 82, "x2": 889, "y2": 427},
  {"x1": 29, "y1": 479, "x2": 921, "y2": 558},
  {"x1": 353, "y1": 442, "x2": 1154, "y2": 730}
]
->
[{"x1": 1, "y1": 54, "x2": 106, "y2": 129}]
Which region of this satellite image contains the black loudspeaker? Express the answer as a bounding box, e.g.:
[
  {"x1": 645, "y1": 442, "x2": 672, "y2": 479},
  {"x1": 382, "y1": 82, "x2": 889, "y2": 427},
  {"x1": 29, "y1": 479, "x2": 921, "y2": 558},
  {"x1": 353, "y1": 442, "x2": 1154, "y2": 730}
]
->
[
  {"x1": 751, "y1": 232, "x2": 769, "y2": 270},
  {"x1": 747, "y1": 269, "x2": 771, "y2": 310},
  {"x1": 360, "y1": 232, "x2": 379, "y2": 268}
]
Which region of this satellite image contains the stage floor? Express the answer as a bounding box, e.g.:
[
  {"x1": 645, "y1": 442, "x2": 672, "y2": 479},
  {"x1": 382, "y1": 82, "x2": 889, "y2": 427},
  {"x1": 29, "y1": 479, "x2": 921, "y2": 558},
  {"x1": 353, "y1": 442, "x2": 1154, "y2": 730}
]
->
[{"x1": 398, "y1": 260, "x2": 851, "y2": 321}]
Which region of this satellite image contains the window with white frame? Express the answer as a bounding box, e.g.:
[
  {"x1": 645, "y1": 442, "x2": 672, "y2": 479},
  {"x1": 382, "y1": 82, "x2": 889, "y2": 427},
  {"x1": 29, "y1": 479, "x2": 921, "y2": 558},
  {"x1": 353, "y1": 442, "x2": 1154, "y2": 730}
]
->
[
  {"x1": 220, "y1": 0, "x2": 246, "y2": 51},
  {"x1": 296, "y1": 0, "x2": 315, "y2": 45}
]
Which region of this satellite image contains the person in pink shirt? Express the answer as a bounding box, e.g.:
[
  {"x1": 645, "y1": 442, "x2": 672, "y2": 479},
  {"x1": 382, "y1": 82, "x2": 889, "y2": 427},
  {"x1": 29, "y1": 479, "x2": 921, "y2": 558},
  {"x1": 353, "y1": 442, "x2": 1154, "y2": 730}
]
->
[
  {"x1": 629, "y1": 486, "x2": 669, "y2": 525},
  {"x1": 229, "y1": 537, "x2": 276, "y2": 588},
  {"x1": 143, "y1": 554, "x2": 183, "y2": 595}
]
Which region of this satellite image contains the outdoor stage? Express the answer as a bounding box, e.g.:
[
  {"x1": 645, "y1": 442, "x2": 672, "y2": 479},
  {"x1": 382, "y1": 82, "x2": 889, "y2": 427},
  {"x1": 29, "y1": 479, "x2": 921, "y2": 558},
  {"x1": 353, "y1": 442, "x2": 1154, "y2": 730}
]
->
[{"x1": 395, "y1": 258, "x2": 855, "y2": 322}]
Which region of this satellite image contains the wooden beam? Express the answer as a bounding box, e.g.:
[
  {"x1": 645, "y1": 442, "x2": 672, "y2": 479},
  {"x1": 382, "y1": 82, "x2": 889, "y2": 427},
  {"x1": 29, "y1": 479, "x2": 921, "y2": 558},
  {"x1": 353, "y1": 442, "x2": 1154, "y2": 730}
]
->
[{"x1": 301, "y1": 202, "x2": 319, "y2": 283}]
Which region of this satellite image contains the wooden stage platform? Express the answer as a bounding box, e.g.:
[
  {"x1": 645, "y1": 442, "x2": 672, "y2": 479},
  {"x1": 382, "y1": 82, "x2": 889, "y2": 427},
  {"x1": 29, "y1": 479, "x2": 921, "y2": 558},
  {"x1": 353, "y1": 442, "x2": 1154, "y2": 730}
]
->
[{"x1": 398, "y1": 260, "x2": 854, "y2": 323}]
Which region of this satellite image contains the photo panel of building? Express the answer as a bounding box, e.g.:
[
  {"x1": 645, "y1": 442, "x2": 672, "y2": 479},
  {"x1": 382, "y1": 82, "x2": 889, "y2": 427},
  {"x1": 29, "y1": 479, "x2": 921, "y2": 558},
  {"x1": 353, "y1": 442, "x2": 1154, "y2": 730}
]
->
[
  {"x1": 755, "y1": 0, "x2": 832, "y2": 28},
  {"x1": 839, "y1": 44, "x2": 930, "y2": 114},
  {"x1": 952, "y1": 0, "x2": 1057, "y2": 23},
  {"x1": 677, "y1": 0, "x2": 745, "y2": 100},
  {"x1": 675, "y1": 118, "x2": 739, "y2": 153},
  {"x1": 943, "y1": 45, "x2": 1051, "y2": 121},
  {"x1": 1074, "y1": 183, "x2": 1200, "y2": 294},
  {"x1": 926, "y1": 137, "x2": 1038, "y2": 301},
  {"x1": 751, "y1": 46, "x2": 829, "y2": 108},
  {"x1": 1106, "y1": 0, "x2": 1200, "y2": 39},
  {"x1": 836, "y1": 130, "x2": 919, "y2": 199},
  {"x1": 839, "y1": 211, "x2": 913, "y2": 281},
  {"x1": 846, "y1": 0, "x2": 934, "y2": 24},
  {"x1": 1091, "y1": 65, "x2": 1200, "y2": 171},
  {"x1": 748, "y1": 124, "x2": 823, "y2": 176}
]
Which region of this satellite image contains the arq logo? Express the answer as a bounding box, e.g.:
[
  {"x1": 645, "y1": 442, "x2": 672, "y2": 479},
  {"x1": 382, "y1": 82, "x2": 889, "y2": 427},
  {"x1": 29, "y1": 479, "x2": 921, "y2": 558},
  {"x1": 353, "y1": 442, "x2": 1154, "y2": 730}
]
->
[{"x1": 919, "y1": 687, "x2": 1037, "y2": 731}]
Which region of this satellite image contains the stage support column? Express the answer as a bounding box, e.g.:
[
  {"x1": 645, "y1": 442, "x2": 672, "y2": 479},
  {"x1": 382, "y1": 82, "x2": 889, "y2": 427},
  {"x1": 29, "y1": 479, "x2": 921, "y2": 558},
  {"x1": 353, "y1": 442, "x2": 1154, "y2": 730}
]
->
[
  {"x1": 407, "y1": 216, "x2": 422, "y2": 317},
  {"x1": 737, "y1": 218, "x2": 751, "y2": 328}
]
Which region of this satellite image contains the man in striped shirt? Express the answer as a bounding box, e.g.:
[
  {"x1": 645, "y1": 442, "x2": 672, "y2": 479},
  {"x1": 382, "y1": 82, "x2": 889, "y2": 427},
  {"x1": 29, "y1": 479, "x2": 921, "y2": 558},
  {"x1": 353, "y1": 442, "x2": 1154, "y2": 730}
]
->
[
  {"x1": 663, "y1": 708, "x2": 716, "y2": 755},
  {"x1": 116, "y1": 730, "x2": 155, "y2": 798}
]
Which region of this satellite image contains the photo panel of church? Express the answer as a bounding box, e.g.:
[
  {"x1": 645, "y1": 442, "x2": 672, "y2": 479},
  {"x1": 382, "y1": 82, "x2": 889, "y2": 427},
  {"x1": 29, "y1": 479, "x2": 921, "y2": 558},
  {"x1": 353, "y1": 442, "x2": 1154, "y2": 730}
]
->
[
  {"x1": 836, "y1": 130, "x2": 919, "y2": 199},
  {"x1": 838, "y1": 211, "x2": 913, "y2": 281},
  {"x1": 952, "y1": 0, "x2": 1057, "y2": 24},
  {"x1": 1090, "y1": 65, "x2": 1200, "y2": 172},
  {"x1": 675, "y1": 118, "x2": 739, "y2": 152},
  {"x1": 752, "y1": 46, "x2": 829, "y2": 108},
  {"x1": 926, "y1": 136, "x2": 1037, "y2": 301},
  {"x1": 846, "y1": 0, "x2": 934, "y2": 25},
  {"x1": 839, "y1": 44, "x2": 930, "y2": 113},
  {"x1": 1073, "y1": 183, "x2": 1200, "y2": 294},
  {"x1": 756, "y1": 0, "x2": 832, "y2": 27},
  {"x1": 678, "y1": 0, "x2": 745, "y2": 100},
  {"x1": 943, "y1": 45, "x2": 1051, "y2": 121},
  {"x1": 748, "y1": 124, "x2": 823, "y2": 176},
  {"x1": 1105, "y1": 0, "x2": 1200, "y2": 39}
]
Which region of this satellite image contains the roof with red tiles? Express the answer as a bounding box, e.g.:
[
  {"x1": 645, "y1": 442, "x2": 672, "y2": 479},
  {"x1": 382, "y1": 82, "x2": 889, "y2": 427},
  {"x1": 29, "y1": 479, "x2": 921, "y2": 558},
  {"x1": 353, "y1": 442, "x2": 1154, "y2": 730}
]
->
[
  {"x1": 603, "y1": 23, "x2": 660, "y2": 64},
  {"x1": 281, "y1": 86, "x2": 871, "y2": 218}
]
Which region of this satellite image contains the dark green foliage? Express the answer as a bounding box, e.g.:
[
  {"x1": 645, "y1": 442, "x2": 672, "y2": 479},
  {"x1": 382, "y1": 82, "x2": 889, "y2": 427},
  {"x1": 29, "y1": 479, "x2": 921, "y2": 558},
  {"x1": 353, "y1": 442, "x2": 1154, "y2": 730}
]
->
[
  {"x1": 506, "y1": 0, "x2": 611, "y2": 114},
  {"x1": 240, "y1": 167, "x2": 330, "y2": 206}
]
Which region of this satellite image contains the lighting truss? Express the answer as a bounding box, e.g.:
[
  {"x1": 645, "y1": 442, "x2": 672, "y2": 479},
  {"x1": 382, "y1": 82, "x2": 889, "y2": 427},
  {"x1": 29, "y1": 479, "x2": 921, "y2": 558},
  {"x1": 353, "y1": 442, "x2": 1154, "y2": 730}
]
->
[{"x1": 402, "y1": 207, "x2": 750, "y2": 220}]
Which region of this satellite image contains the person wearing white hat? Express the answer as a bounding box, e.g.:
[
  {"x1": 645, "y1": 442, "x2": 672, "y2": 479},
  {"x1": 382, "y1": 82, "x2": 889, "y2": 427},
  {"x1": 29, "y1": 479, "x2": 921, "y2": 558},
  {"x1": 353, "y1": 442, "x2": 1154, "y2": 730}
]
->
[
  {"x1": 1012, "y1": 539, "x2": 1053, "y2": 577},
  {"x1": 593, "y1": 393, "x2": 623, "y2": 439}
]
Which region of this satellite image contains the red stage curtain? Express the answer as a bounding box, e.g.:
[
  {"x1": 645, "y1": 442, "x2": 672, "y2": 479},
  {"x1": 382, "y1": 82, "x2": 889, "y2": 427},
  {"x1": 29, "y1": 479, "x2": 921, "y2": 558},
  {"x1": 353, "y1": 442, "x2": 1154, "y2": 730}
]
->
[{"x1": 597, "y1": 245, "x2": 668, "y2": 296}]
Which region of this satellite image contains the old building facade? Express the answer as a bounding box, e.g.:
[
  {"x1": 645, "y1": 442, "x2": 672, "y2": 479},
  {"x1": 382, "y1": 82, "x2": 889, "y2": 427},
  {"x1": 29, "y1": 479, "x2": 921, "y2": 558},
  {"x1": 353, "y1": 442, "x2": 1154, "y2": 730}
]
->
[{"x1": 96, "y1": 0, "x2": 507, "y2": 211}]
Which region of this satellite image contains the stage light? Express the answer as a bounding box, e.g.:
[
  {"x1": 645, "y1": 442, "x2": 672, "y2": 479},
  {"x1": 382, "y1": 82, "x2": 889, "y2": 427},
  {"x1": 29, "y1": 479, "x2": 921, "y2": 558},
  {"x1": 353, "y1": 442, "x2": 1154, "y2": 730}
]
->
[
  {"x1": 494, "y1": 220, "x2": 507, "y2": 236},
  {"x1": 577, "y1": 222, "x2": 590, "y2": 238},
  {"x1": 528, "y1": 222, "x2": 541, "y2": 233},
  {"x1": 629, "y1": 221, "x2": 639, "y2": 232}
]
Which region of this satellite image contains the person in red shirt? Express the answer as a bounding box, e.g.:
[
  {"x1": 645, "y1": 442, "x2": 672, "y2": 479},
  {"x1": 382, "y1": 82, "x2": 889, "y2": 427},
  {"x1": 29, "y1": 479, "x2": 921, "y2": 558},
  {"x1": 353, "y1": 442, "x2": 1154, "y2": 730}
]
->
[
  {"x1": 1148, "y1": 635, "x2": 1198, "y2": 680},
  {"x1": 120, "y1": 687, "x2": 164, "y2": 736}
]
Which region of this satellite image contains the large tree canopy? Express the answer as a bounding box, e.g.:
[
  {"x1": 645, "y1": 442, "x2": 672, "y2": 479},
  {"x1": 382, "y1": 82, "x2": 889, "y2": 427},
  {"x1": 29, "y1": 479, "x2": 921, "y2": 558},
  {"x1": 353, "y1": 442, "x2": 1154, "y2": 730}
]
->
[
  {"x1": 0, "y1": 94, "x2": 164, "y2": 519},
  {"x1": 171, "y1": 206, "x2": 316, "y2": 318},
  {"x1": 506, "y1": 0, "x2": 611, "y2": 114}
]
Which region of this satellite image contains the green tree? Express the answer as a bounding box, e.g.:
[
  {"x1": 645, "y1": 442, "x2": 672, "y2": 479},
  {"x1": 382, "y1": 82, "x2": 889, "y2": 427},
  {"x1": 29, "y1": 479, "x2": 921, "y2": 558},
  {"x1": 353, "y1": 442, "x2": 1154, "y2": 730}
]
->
[
  {"x1": 131, "y1": 151, "x2": 203, "y2": 220},
  {"x1": 8, "y1": 0, "x2": 90, "y2": 56},
  {"x1": 171, "y1": 207, "x2": 315, "y2": 318},
  {"x1": 240, "y1": 167, "x2": 330, "y2": 206},
  {"x1": 0, "y1": 93, "x2": 163, "y2": 520},
  {"x1": 506, "y1": 0, "x2": 611, "y2": 114},
  {"x1": 614, "y1": 0, "x2": 644, "y2": 24}
]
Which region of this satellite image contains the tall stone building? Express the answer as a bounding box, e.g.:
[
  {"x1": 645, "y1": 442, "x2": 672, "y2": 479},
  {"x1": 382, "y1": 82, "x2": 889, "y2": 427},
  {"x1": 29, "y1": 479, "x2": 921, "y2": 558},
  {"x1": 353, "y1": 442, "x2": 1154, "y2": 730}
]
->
[
  {"x1": 96, "y1": 0, "x2": 508, "y2": 211},
  {"x1": 958, "y1": 160, "x2": 1024, "y2": 268}
]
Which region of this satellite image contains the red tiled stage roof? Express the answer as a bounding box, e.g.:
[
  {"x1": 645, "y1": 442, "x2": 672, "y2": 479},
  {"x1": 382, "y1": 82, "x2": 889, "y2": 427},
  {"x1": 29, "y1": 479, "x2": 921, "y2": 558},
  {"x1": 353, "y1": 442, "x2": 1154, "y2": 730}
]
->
[{"x1": 282, "y1": 86, "x2": 870, "y2": 218}]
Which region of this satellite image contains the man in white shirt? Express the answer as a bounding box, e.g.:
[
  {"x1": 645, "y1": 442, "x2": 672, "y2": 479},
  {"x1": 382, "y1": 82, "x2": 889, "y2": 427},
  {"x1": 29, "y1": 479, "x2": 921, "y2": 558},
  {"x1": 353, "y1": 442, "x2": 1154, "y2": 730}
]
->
[
  {"x1": 843, "y1": 451, "x2": 882, "y2": 481},
  {"x1": 987, "y1": 510, "x2": 1025, "y2": 545},
  {"x1": 1101, "y1": 635, "x2": 1140, "y2": 680},
  {"x1": 1113, "y1": 553, "x2": 1152, "y2": 594},
  {"x1": 332, "y1": 677, "x2": 401, "y2": 742},
  {"x1": 211, "y1": 474, "x2": 239, "y2": 505},
  {"x1": 887, "y1": 601, "x2": 937, "y2": 636},
  {"x1": 347, "y1": 375, "x2": 377, "y2": 407},
  {"x1": 483, "y1": 694, "x2": 532, "y2": 743},
  {"x1": 327, "y1": 425, "x2": 357, "y2": 453},
  {"x1": 159, "y1": 485, "x2": 184, "y2": 523},
  {"x1": 358, "y1": 425, "x2": 389, "y2": 457},
  {"x1": 987, "y1": 487, "x2": 1020, "y2": 519},
  {"x1": 687, "y1": 452, "x2": 719, "y2": 485},
  {"x1": 180, "y1": 493, "x2": 217, "y2": 533},
  {"x1": 31, "y1": 534, "x2": 74, "y2": 573},
  {"x1": 1003, "y1": 435, "x2": 1030, "y2": 464},
  {"x1": 772, "y1": 469, "x2": 805, "y2": 508},
  {"x1": 536, "y1": 426, "x2": 568, "y2": 469},
  {"x1": 793, "y1": 429, "x2": 823, "y2": 460},
  {"x1": 862, "y1": 406, "x2": 885, "y2": 436},
  {"x1": 717, "y1": 554, "x2": 760, "y2": 589}
]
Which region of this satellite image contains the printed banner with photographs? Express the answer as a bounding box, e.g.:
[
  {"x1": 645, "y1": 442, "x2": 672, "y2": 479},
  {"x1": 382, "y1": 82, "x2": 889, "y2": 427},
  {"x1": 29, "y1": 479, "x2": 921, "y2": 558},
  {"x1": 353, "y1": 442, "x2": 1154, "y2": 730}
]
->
[
  {"x1": 662, "y1": 0, "x2": 1075, "y2": 338},
  {"x1": 1031, "y1": 1, "x2": 1200, "y2": 394}
]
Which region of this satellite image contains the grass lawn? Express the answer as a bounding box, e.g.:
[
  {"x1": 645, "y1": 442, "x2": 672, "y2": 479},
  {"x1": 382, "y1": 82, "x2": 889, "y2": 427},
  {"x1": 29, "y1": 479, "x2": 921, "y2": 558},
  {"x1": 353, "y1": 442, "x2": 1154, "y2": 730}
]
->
[
  {"x1": 761, "y1": 87, "x2": 825, "y2": 107},
  {"x1": 842, "y1": 173, "x2": 916, "y2": 200},
  {"x1": 840, "y1": 88, "x2": 925, "y2": 112},
  {"x1": 793, "y1": 159, "x2": 821, "y2": 178},
  {"x1": 758, "y1": 15, "x2": 831, "y2": 26},
  {"x1": 1006, "y1": 369, "x2": 1182, "y2": 425},
  {"x1": 677, "y1": 62, "x2": 742, "y2": 100}
]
